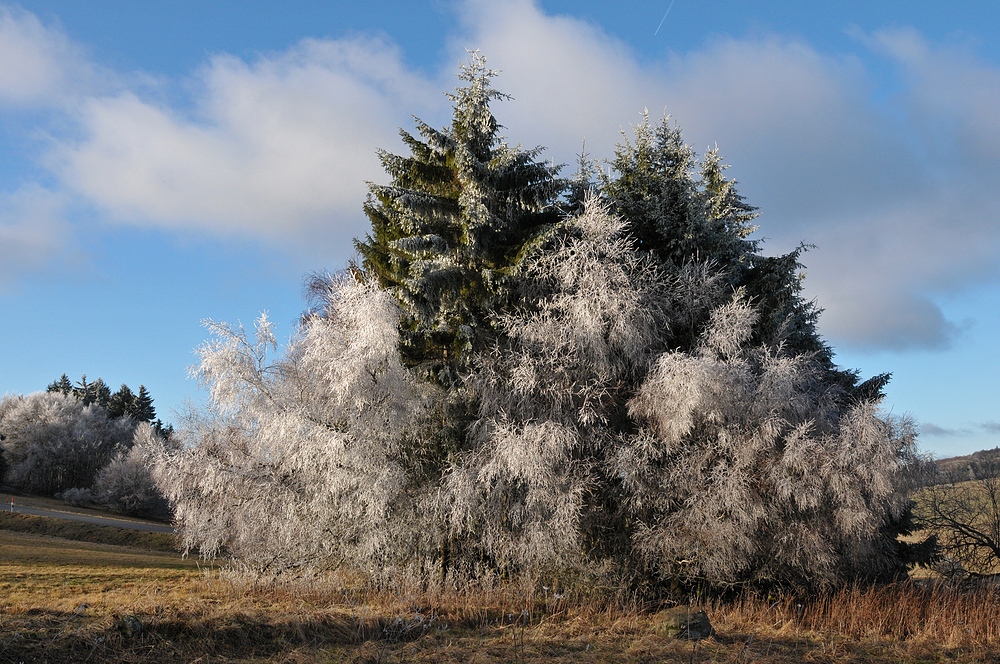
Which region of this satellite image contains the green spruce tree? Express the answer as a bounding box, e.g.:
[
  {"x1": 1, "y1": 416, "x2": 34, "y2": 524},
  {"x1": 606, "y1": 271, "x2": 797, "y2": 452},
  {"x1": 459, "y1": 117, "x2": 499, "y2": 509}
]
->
[
  {"x1": 46, "y1": 374, "x2": 74, "y2": 396},
  {"x1": 134, "y1": 386, "x2": 156, "y2": 423},
  {"x1": 355, "y1": 52, "x2": 564, "y2": 386},
  {"x1": 107, "y1": 384, "x2": 137, "y2": 419},
  {"x1": 602, "y1": 113, "x2": 760, "y2": 274}
]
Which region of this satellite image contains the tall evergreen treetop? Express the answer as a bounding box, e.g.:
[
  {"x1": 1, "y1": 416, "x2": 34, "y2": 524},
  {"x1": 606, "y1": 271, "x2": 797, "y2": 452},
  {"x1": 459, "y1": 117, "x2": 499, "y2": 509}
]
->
[
  {"x1": 76, "y1": 376, "x2": 111, "y2": 408},
  {"x1": 602, "y1": 114, "x2": 863, "y2": 392},
  {"x1": 46, "y1": 374, "x2": 73, "y2": 396},
  {"x1": 356, "y1": 52, "x2": 564, "y2": 384},
  {"x1": 602, "y1": 112, "x2": 760, "y2": 276},
  {"x1": 135, "y1": 386, "x2": 156, "y2": 423},
  {"x1": 107, "y1": 384, "x2": 137, "y2": 419}
]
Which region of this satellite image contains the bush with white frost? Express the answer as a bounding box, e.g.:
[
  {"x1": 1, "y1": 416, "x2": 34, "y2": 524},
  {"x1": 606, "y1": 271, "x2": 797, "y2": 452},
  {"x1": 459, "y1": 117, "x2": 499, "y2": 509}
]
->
[
  {"x1": 91, "y1": 422, "x2": 172, "y2": 519},
  {"x1": 157, "y1": 200, "x2": 923, "y2": 590},
  {"x1": 153, "y1": 277, "x2": 437, "y2": 579},
  {"x1": 154, "y1": 55, "x2": 929, "y2": 593},
  {"x1": 445, "y1": 199, "x2": 667, "y2": 575},
  {"x1": 620, "y1": 299, "x2": 917, "y2": 587}
]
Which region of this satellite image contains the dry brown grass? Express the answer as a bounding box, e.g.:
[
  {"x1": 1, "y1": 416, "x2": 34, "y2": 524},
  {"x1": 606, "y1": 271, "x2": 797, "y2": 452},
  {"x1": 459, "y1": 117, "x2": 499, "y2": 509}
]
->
[{"x1": 3, "y1": 525, "x2": 1000, "y2": 662}]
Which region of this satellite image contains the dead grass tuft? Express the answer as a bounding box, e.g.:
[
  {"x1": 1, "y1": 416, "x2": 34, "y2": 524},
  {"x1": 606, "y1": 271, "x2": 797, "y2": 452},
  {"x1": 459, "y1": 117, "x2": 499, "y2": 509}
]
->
[{"x1": 714, "y1": 581, "x2": 1000, "y2": 649}]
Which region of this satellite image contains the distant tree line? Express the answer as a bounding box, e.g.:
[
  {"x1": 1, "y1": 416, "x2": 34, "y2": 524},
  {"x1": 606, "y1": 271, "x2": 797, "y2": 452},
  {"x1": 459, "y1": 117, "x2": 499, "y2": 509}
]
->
[
  {"x1": 46, "y1": 374, "x2": 171, "y2": 437},
  {"x1": 0, "y1": 374, "x2": 174, "y2": 519},
  {"x1": 928, "y1": 447, "x2": 1000, "y2": 486}
]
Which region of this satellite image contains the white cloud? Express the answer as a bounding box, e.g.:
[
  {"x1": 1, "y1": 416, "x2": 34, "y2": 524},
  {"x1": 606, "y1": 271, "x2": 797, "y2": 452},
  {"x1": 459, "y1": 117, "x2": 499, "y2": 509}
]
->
[
  {"x1": 0, "y1": 6, "x2": 98, "y2": 106},
  {"x1": 52, "y1": 36, "x2": 441, "y2": 252},
  {"x1": 454, "y1": 1, "x2": 902, "y2": 213},
  {"x1": 921, "y1": 422, "x2": 970, "y2": 438},
  {"x1": 0, "y1": 186, "x2": 70, "y2": 286},
  {"x1": 795, "y1": 32, "x2": 1000, "y2": 349},
  {"x1": 869, "y1": 27, "x2": 1000, "y2": 168},
  {"x1": 452, "y1": 0, "x2": 648, "y2": 162}
]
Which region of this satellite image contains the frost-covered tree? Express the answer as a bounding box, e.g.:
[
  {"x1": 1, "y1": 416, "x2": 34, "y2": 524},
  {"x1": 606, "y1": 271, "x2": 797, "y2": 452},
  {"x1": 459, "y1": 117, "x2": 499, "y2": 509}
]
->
[
  {"x1": 620, "y1": 300, "x2": 918, "y2": 588},
  {"x1": 153, "y1": 276, "x2": 442, "y2": 579},
  {"x1": 0, "y1": 391, "x2": 134, "y2": 495},
  {"x1": 446, "y1": 197, "x2": 921, "y2": 590},
  {"x1": 446, "y1": 199, "x2": 667, "y2": 568}
]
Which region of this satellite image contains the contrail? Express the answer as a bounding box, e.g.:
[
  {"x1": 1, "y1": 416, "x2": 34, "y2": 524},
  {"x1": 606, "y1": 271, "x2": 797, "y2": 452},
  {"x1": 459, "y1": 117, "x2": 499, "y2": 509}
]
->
[{"x1": 654, "y1": 0, "x2": 677, "y2": 36}]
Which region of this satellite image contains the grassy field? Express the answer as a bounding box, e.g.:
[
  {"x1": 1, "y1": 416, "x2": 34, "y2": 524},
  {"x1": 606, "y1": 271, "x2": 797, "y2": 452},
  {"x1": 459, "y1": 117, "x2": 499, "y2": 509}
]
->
[
  {"x1": 3, "y1": 512, "x2": 1000, "y2": 662},
  {"x1": 0, "y1": 511, "x2": 176, "y2": 552}
]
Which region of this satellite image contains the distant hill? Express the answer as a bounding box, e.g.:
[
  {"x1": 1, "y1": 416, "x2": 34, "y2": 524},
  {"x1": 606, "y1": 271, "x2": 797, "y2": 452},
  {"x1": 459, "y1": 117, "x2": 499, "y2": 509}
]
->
[{"x1": 932, "y1": 446, "x2": 1000, "y2": 484}]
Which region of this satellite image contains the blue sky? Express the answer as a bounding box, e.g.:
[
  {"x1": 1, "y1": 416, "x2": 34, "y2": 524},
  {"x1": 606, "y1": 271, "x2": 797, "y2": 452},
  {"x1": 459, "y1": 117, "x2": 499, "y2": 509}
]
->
[{"x1": 1, "y1": 0, "x2": 999, "y2": 457}]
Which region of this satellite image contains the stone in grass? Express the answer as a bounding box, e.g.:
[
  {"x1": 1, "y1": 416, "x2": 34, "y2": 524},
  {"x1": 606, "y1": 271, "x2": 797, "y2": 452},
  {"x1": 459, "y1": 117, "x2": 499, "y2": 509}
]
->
[
  {"x1": 657, "y1": 606, "x2": 714, "y2": 640},
  {"x1": 117, "y1": 615, "x2": 143, "y2": 638}
]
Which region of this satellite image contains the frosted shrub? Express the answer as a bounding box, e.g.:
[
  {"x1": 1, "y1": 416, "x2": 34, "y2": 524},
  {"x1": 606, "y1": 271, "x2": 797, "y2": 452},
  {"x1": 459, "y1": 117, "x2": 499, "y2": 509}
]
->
[
  {"x1": 160, "y1": 198, "x2": 924, "y2": 591},
  {"x1": 153, "y1": 276, "x2": 438, "y2": 579},
  {"x1": 445, "y1": 199, "x2": 665, "y2": 573},
  {"x1": 92, "y1": 422, "x2": 171, "y2": 519},
  {"x1": 619, "y1": 300, "x2": 920, "y2": 588},
  {"x1": 156, "y1": 63, "x2": 929, "y2": 591}
]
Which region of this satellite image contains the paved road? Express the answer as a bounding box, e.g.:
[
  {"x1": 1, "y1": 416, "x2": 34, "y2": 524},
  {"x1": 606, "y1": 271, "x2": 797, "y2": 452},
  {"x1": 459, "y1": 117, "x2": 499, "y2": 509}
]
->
[{"x1": 8, "y1": 504, "x2": 175, "y2": 534}]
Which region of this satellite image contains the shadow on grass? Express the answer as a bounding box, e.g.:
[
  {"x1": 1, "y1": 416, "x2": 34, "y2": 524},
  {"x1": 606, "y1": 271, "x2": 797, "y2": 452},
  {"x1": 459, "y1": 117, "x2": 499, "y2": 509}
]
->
[
  {"x1": 0, "y1": 609, "x2": 435, "y2": 663},
  {"x1": 5, "y1": 600, "x2": 1000, "y2": 663}
]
